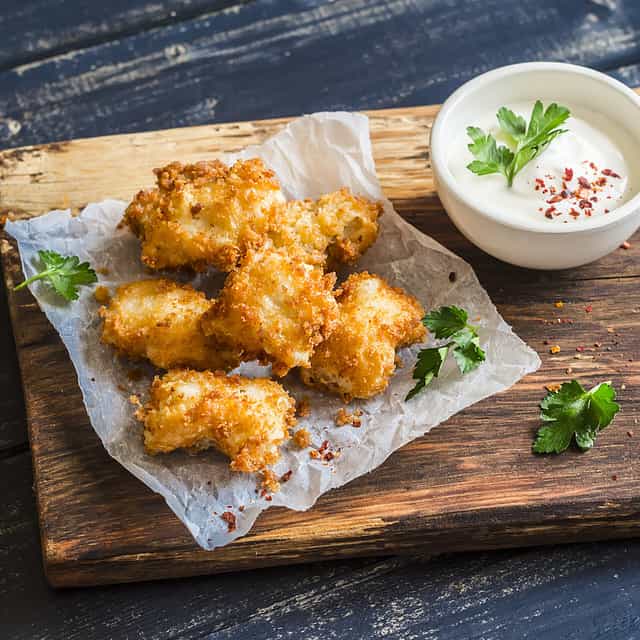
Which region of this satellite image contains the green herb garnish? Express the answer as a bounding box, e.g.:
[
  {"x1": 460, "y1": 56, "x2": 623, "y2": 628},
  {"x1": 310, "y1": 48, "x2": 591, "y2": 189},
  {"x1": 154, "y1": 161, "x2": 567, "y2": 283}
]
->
[
  {"x1": 406, "y1": 305, "x2": 485, "y2": 400},
  {"x1": 14, "y1": 249, "x2": 97, "y2": 301},
  {"x1": 533, "y1": 380, "x2": 620, "y2": 454},
  {"x1": 467, "y1": 100, "x2": 570, "y2": 187}
]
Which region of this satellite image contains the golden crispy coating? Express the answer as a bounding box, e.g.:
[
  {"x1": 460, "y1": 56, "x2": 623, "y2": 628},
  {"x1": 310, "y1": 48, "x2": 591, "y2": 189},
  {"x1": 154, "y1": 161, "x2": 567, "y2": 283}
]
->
[
  {"x1": 137, "y1": 369, "x2": 296, "y2": 472},
  {"x1": 123, "y1": 158, "x2": 286, "y2": 271},
  {"x1": 276, "y1": 188, "x2": 382, "y2": 265},
  {"x1": 300, "y1": 272, "x2": 426, "y2": 400},
  {"x1": 124, "y1": 156, "x2": 381, "y2": 271},
  {"x1": 201, "y1": 244, "x2": 339, "y2": 376},
  {"x1": 100, "y1": 279, "x2": 240, "y2": 371}
]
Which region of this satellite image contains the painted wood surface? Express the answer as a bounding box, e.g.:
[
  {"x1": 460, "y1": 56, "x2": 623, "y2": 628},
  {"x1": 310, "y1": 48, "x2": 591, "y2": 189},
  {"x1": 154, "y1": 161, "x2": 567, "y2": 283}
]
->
[
  {"x1": 2, "y1": 105, "x2": 640, "y2": 588},
  {"x1": 3, "y1": 0, "x2": 640, "y2": 637}
]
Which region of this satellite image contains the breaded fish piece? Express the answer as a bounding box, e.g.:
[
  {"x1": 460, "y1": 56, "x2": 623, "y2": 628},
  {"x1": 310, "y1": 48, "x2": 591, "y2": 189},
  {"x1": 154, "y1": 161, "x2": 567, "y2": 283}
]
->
[
  {"x1": 137, "y1": 369, "x2": 296, "y2": 472},
  {"x1": 201, "y1": 244, "x2": 339, "y2": 376},
  {"x1": 300, "y1": 272, "x2": 426, "y2": 400},
  {"x1": 278, "y1": 188, "x2": 383, "y2": 265},
  {"x1": 123, "y1": 158, "x2": 286, "y2": 271},
  {"x1": 100, "y1": 279, "x2": 240, "y2": 371}
]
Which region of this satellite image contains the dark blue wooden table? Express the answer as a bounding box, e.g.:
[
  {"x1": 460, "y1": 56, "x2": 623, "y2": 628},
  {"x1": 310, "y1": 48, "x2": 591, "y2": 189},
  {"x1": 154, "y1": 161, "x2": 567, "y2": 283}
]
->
[{"x1": 2, "y1": 1, "x2": 640, "y2": 637}]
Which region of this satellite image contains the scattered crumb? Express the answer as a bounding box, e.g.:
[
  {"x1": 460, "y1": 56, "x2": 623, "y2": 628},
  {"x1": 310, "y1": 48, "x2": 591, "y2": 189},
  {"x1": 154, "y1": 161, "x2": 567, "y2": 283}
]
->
[
  {"x1": 554, "y1": 301, "x2": 564, "y2": 309},
  {"x1": 621, "y1": 241, "x2": 631, "y2": 250},
  {"x1": 612, "y1": 474, "x2": 618, "y2": 481},
  {"x1": 221, "y1": 511, "x2": 236, "y2": 532},
  {"x1": 585, "y1": 304, "x2": 593, "y2": 313},
  {"x1": 296, "y1": 397, "x2": 311, "y2": 418},
  {"x1": 621, "y1": 384, "x2": 626, "y2": 391},
  {"x1": 261, "y1": 469, "x2": 280, "y2": 493},
  {"x1": 549, "y1": 345, "x2": 561, "y2": 354},
  {"x1": 280, "y1": 470, "x2": 293, "y2": 483},
  {"x1": 293, "y1": 428, "x2": 311, "y2": 449},
  {"x1": 565, "y1": 367, "x2": 573, "y2": 374},
  {"x1": 394, "y1": 354, "x2": 404, "y2": 368},
  {"x1": 545, "y1": 383, "x2": 561, "y2": 393},
  {"x1": 94, "y1": 285, "x2": 111, "y2": 304},
  {"x1": 627, "y1": 431, "x2": 634, "y2": 438},
  {"x1": 335, "y1": 407, "x2": 363, "y2": 428},
  {"x1": 607, "y1": 327, "x2": 615, "y2": 333},
  {"x1": 448, "y1": 271, "x2": 457, "y2": 283},
  {"x1": 309, "y1": 449, "x2": 321, "y2": 459},
  {"x1": 239, "y1": 505, "x2": 245, "y2": 512}
]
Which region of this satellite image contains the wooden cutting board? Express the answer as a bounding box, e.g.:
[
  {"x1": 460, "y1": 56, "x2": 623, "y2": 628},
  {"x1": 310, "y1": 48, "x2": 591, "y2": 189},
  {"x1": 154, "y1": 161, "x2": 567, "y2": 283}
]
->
[{"x1": 2, "y1": 105, "x2": 639, "y2": 588}]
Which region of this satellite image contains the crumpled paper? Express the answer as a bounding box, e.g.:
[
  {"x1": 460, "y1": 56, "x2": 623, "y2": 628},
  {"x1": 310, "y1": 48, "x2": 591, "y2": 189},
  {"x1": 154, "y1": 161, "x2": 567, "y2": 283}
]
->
[{"x1": 5, "y1": 112, "x2": 541, "y2": 550}]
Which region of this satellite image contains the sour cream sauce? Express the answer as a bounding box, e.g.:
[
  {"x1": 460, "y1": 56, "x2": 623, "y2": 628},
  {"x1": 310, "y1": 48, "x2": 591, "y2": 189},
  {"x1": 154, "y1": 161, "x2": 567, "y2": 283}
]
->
[{"x1": 448, "y1": 102, "x2": 639, "y2": 224}]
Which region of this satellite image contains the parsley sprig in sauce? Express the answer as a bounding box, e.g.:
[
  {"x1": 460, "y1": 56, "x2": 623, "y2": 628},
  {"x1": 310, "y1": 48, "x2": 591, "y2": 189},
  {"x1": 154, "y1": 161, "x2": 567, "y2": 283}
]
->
[{"x1": 467, "y1": 100, "x2": 571, "y2": 187}]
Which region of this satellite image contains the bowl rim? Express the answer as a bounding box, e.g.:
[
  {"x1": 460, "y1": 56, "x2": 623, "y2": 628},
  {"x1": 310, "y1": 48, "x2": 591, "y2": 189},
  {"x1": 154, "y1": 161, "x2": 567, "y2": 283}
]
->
[{"x1": 431, "y1": 61, "x2": 640, "y2": 235}]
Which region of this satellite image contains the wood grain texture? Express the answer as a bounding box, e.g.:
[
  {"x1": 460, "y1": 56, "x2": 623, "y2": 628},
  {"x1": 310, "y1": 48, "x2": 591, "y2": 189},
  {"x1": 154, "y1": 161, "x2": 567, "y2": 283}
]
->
[
  {"x1": 3, "y1": 454, "x2": 639, "y2": 639},
  {"x1": 3, "y1": 0, "x2": 640, "y2": 148},
  {"x1": 1, "y1": 105, "x2": 639, "y2": 587},
  {"x1": 0, "y1": 0, "x2": 246, "y2": 69}
]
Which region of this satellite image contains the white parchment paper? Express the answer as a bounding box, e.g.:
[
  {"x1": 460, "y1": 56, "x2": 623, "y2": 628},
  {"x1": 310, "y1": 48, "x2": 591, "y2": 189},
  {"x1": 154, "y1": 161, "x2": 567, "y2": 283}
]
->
[{"x1": 5, "y1": 112, "x2": 541, "y2": 550}]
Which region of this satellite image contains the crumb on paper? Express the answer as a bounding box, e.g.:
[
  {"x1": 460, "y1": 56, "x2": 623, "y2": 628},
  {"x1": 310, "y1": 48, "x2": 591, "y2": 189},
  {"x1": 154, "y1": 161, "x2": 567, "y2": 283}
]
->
[
  {"x1": 335, "y1": 407, "x2": 363, "y2": 427},
  {"x1": 94, "y1": 285, "x2": 111, "y2": 304},
  {"x1": 296, "y1": 397, "x2": 311, "y2": 418},
  {"x1": 549, "y1": 345, "x2": 561, "y2": 354},
  {"x1": 221, "y1": 511, "x2": 236, "y2": 532},
  {"x1": 621, "y1": 241, "x2": 631, "y2": 250},
  {"x1": 293, "y1": 428, "x2": 311, "y2": 449},
  {"x1": 261, "y1": 469, "x2": 280, "y2": 494},
  {"x1": 585, "y1": 304, "x2": 593, "y2": 313},
  {"x1": 280, "y1": 470, "x2": 293, "y2": 483}
]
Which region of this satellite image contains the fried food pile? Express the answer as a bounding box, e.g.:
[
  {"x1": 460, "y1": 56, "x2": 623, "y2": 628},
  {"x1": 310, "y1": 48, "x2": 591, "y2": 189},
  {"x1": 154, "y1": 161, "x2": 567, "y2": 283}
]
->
[{"x1": 100, "y1": 157, "x2": 426, "y2": 476}]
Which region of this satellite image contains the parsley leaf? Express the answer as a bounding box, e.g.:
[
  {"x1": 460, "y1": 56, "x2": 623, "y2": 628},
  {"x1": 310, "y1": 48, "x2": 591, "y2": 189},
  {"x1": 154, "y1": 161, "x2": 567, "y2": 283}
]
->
[
  {"x1": 533, "y1": 380, "x2": 620, "y2": 454},
  {"x1": 406, "y1": 305, "x2": 486, "y2": 400},
  {"x1": 467, "y1": 100, "x2": 570, "y2": 187},
  {"x1": 14, "y1": 249, "x2": 97, "y2": 301}
]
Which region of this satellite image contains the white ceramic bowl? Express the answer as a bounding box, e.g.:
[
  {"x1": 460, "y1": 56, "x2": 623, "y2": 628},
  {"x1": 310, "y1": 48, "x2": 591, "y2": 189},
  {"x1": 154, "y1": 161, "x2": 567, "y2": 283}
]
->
[{"x1": 430, "y1": 62, "x2": 640, "y2": 269}]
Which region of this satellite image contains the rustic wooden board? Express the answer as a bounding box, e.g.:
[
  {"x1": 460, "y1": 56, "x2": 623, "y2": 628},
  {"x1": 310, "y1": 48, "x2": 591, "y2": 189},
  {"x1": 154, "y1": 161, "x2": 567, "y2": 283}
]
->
[{"x1": 1, "y1": 105, "x2": 639, "y2": 588}]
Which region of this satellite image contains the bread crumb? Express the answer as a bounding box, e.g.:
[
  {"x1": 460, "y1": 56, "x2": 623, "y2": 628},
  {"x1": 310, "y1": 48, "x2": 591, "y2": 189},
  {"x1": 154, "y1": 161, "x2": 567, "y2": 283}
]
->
[
  {"x1": 549, "y1": 345, "x2": 561, "y2": 354},
  {"x1": 221, "y1": 511, "x2": 236, "y2": 532},
  {"x1": 293, "y1": 428, "x2": 311, "y2": 449},
  {"x1": 261, "y1": 469, "x2": 280, "y2": 493},
  {"x1": 335, "y1": 407, "x2": 363, "y2": 427},
  {"x1": 94, "y1": 285, "x2": 111, "y2": 304}
]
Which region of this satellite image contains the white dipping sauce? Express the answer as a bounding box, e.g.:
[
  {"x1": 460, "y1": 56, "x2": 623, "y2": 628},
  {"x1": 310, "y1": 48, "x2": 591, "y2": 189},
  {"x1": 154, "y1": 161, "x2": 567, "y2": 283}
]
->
[{"x1": 448, "y1": 102, "x2": 639, "y2": 224}]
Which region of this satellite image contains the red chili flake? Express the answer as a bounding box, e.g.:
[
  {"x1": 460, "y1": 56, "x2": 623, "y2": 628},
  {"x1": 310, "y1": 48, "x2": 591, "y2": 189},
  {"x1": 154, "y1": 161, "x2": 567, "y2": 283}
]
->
[
  {"x1": 549, "y1": 186, "x2": 557, "y2": 195},
  {"x1": 621, "y1": 241, "x2": 631, "y2": 250},
  {"x1": 318, "y1": 440, "x2": 329, "y2": 454},
  {"x1": 545, "y1": 207, "x2": 556, "y2": 218},
  {"x1": 239, "y1": 505, "x2": 245, "y2": 512},
  {"x1": 590, "y1": 196, "x2": 598, "y2": 202},
  {"x1": 589, "y1": 162, "x2": 598, "y2": 171},
  {"x1": 612, "y1": 474, "x2": 618, "y2": 481},
  {"x1": 323, "y1": 451, "x2": 335, "y2": 462},
  {"x1": 576, "y1": 345, "x2": 586, "y2": 352},
  {"x1": 595, "y1": 176, "x2": 607, "y2": 187},
  {"x1": 602, "y1": 168, "x2": 621, "y2": 178},
  {"x1": 578, "y1": 176, "x2": 591, "y2": 190},
  {"x1": 579, "y1": 199, "x2": 593, "y2": 209},
  {"x1": 280, "y1": 470, "x2": 293, "y2": 483},
  {"x1": 585, "y1": 304, "x2": 593, "y2": 312},
  {"x1": 569, "y1": 208, "x2": 580, "y2": 218},
  {"x1": 604, "y1": 209, "x2": 610, "y2": 214},
  {"x1": 560, "y1": 190, "x2": 569, "y2": 198},
  {"x1": 535, "y1": 178, "x2": 545, "y2": 188},
  {"x1": 265, "y1": 495, "x2": 272, "y2": 501},
  {"x1": 547, "y1": 194, "x2": 564, "y2": 204},
  {"x1": 563, "y1": 168, "x2": 574, "y2": 181},
  {"x1": 221, "y1": 511, "x2": 236, "y2": 532}
]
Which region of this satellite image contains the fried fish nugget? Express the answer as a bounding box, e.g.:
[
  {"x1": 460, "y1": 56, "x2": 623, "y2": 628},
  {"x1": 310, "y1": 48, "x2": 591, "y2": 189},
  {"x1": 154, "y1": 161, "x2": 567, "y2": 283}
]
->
[
  {"x1": 201, "y1": 244, "x2": 338, "y2": 376},
  {"x1": 100, "y1": 279, "x2": 240, "y2": 371},
  {"x1": 123, "y1": 158, "x2": 285, "y2": 271},
  {"x1": 300, "y1": 272, "x2": 426, "y2": 400},
  {"x1": 137, "y1": 369, "x2": 295, "y2": 472},
  {"x1": 278, "y1": 188, "x2": 382, "y2": 265}
]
